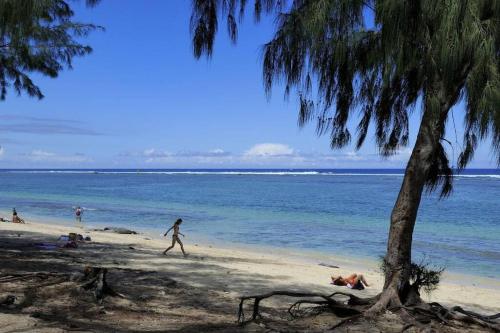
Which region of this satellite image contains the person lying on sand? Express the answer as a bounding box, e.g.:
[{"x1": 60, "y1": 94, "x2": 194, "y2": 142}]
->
[
  {"x1": 331, "y1": 273, "x2": 369, "y2": 290},
  {"x1": 162, "y1": 218, "x2": 187, "y2": 256},
  {"x1": 12, "y1": 208, "x2": 25, "y2": 224}
]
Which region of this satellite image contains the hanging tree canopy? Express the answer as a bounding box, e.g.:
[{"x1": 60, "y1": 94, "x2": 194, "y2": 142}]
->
[
  {"x1": 191, "y1": 0, "x2": 500, "y2": 196},
  {"x1": 0, "y1": 0, "x2": 101, "y2": 100}
]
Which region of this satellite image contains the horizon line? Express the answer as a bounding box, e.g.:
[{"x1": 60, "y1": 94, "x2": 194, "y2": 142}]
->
[{"x1": 0, "y1": 167, "x2": 498, "y2": 171}]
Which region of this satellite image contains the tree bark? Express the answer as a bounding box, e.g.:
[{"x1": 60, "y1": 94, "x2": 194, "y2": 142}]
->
[{"x1": 373, "y1": 88, "x2": 450, "y2": 311}]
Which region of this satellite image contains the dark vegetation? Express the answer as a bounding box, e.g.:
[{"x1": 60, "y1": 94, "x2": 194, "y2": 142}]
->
[{"x1": 189, "y1": 0, "x2": 500, "y2": 329}]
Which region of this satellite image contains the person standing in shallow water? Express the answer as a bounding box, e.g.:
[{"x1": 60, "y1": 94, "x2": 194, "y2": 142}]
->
[
  {"x1": 163, "y1": 218, "x2": 187, "y2": 256},
  {"x1": 75, "y1": 206, "x2": 83, "y2": 223}
]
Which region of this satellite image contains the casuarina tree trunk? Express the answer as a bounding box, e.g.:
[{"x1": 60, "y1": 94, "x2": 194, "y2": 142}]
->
[{"x1": 369, "y1": 87, "x2": 450, "y2": 312}]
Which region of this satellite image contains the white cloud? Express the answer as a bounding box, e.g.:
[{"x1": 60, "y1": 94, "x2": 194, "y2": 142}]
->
[
  {"x1": 0, "y1": 146, "x2": 4, "y2": 158},
  {"x1": 27, "y1": 150, "x2": 91, "y2": 163},
  {"x1": 0, "y1": 114, "x2": 102, "y2": 136},
  {"x1": 30, "y1": 150, "x2": 56, "y2": 159},
  {"x1": 385, "y1": 147, "x2": 412, "y2": 163},
  {"x1": 134, "y1": 143, "x2": 358, "y2": 167},
  {"x1": 140, "y1": 148, "x2": 173, "y2": 163},
  {"x1": 143, "y1": 148, "x2": 171, "y2": 158},
  {"x1": 122, "y1": 143, "x2": 416, "y2": 168},
  {"x1": 244, "y1": 143, "x2": 294, "y2": 157},
  {"x1": 141, "y1": 148, "x2": 233, "y2": 164},
  {"x1": 208, "y1": 148, "x2": 227, "y2": 155},
  {"x1": 176, "y1": 149, "x2": 231, "y2": 158},
  {"x1": 344, "y1": 151, "x2": 365, "y2": 161},
  {"x1": 240, "y1": 143, "x2": 310, "y2": 166},
  {"x1": 121, "y1": 148, "x2": 229, "y2": 163}
]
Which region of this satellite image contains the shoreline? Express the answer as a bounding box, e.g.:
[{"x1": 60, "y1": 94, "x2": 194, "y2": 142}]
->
[
  {"x1": 1, "y1": 209, "x2": 498, "y2": 289},
  {"x1": 1, "y1": 216, "x2": 499, "y2": 314}
]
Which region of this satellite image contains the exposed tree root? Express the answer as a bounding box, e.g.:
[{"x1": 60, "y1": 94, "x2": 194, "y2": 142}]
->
[
  {"x1": 287, "y1": 299, "x2": 361, "y2": 318},
  {"x1": 0, "y1": 294, "x2": 16, "y2": 306},
  {"x1": 395, "y1": 301, "x2": 500, "y2": 332},
  {"x1": 236, "y1": 289, "x2": 500, "y2": 332},
  {"x1": 77, "y1": 266, "x2": 125, "y2": 303},
  {"x1": 450, "y1": 305, "x2": 500, "y2": 322},
  {"x1": 330, "y1": 291, "x2": 377, "y2": 306},
  {"x1": 365, "y1": 284, "x2": 400, "y2": 317},
  {"x1": 429, "y1": 303, "x2": 500, "y2": 332},
  {"x1": 329, "y1": 314, "x2": 363, "y2": 330},
  {"x1": 0, "y1": 272, "x2": 69, "y2": 283},
  {"x1": 1, "y1": 267, "x2": 125, "y2": 306},
  {"x1": 237, "y1": 290, "x2": 370, "y2": 324}
]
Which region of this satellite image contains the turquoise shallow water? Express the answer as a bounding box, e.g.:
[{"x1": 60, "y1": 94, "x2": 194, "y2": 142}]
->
[{"x1": 0, "y1": 169, "x2": 498, "y2": 278}]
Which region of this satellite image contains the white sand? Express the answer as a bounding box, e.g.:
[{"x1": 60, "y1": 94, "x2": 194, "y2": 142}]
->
[{"x1": 1, "y1": 218, "x2": 499, "y2": 314}]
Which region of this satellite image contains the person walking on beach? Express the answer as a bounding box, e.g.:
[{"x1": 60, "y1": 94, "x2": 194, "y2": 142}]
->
[
  {"x1": 74, "y1": 206, "x2": 83, "y2": 223},
  {"x1": 163, "y1": 218, "x2": 186, "y2": 256}
]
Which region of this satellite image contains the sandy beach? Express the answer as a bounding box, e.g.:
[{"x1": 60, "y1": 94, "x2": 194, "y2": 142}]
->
[
  {"x1": 1, "y1": 0, "x2": 499, "y2": 331},
  {"x1": 0, "y1": 217, "x2": 498, "y2": 332}
]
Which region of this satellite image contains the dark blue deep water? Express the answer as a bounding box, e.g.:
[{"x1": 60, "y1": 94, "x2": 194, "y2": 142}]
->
[{"x1": 0, "y1": 169, "x2": 498, "y2": 278}]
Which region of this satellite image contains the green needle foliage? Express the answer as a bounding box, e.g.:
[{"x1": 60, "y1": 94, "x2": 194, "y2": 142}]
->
[
  {"x1": 191, "y1": 0, "x2": 500, "y2": 196},
  {"x1": 0, "y1": 0, "x2": 101, "y2": 100},
  {"x1": 380, "y1": 257, "x2": 444, "y2": 295}
]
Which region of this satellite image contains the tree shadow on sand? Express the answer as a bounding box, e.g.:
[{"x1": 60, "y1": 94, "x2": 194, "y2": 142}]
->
[
  {"x1": 1, "y1": 230, "x2": 494, "y2": 332},
  {"x1": 0, "y1": 230, "x2": 350, "y2": 332}
]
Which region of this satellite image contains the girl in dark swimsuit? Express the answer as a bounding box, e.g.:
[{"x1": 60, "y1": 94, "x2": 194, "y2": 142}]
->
[{"x1": 163, "y1": 218, "x2": 186, "y2": 256}]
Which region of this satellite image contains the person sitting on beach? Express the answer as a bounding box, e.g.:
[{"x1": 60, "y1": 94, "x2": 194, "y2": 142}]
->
[
  {"x1": 331, "y1": 273, "x2": 369, "y2": 290},
  {"x1": 12, "y1": 208, "x2": 25, "y2": 224},
  {"x1": 162, "y1": 218, "x2": 186, "y2": 256}
]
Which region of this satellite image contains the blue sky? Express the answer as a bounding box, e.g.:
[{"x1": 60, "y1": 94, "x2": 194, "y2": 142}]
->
[{"x1": 0, "y1": 1, "x2": 496, "y2": 169}]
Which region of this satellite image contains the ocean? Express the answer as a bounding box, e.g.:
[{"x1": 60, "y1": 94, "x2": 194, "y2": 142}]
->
[{"x1": 0, "y1": 168, "x2": 498, "y2": 278}]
